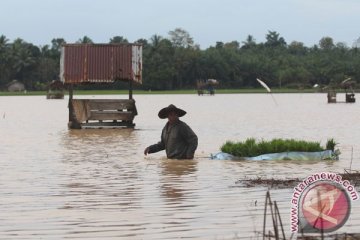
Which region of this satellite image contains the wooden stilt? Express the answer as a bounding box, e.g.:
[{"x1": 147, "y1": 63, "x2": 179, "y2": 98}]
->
[
  {"x1": 68, "y1": 84, "x2": 81, "y2": 129},
  {"x1": 129, "y1": 80, "x2": 133, "y2": 100},
  {"x1": 68, "y1": 84, "x2": 73, "y2": 124}
]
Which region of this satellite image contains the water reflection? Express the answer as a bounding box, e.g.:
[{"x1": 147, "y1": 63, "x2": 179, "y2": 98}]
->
[
  {"x1": 61, "y1": 128, "x2": 140, "y2": 161},
  {"x1": 159, "y1": 160, "x2": 197, "y2": 202},
  {"x1": 160, "y1": 159, "x2": 197, "y2": 177},
  {"x1": 59, "y1": 128, "x2": 143, "y2": 211}
]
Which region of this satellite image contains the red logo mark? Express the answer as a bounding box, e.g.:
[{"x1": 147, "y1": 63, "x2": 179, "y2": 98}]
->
[{"x1": 301, "y1": 182, "x2": 350, "y2": 232}]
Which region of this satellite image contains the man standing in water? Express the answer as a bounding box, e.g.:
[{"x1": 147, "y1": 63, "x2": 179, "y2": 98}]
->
[{"x1": 144, "y1": 104, "x2": 198, "y2": 159}]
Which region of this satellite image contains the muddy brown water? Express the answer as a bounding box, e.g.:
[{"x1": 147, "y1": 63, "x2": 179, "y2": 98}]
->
[{"x1": 1, "y1": 93, "x2": 359, "y2": 239}]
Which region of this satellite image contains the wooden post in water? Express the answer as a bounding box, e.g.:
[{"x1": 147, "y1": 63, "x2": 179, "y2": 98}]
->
[
  {"x1": 263, "y1": 191, "x2": 286, "y2": 240},
  {"x1": 68, "y1": 84, "x2": 73, "y2": 122},
  {"x1": 129, "y1": 80, "x2": 133, "y2": 100},
  {"x1": 67, "y1": 84, "x2": 82, "y2": 129}
]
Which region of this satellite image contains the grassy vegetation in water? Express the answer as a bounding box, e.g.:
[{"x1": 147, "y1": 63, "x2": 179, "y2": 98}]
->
[{"x1": 221, "y1": 138, "x2": 337, "y2": 157}]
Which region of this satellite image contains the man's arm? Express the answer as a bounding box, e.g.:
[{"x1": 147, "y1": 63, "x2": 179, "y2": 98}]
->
[
  {"x1": 181, "y1": 123, "x2": 198, "y2": 159},
  {"x1": 144, "y1": 128, "x2": 166, "y2": 155}
]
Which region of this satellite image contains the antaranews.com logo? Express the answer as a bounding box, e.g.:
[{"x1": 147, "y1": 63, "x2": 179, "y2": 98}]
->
[{"x1": 290, "y1": 172, "x2": 359, "y2": 233}]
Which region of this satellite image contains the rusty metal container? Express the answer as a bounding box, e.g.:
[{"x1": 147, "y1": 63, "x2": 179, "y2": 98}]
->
[{"x1": 60, "y1": 44, "x2": 142, "y2": 84}]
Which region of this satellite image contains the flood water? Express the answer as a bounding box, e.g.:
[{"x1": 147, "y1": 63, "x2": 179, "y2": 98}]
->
[{"x1": 1, "y1": 93, "x2": 360, "y2": 239}]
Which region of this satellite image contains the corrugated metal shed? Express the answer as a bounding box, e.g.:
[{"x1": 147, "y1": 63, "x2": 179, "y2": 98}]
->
[{"x1": 60, "y1": 44, "x2": 142, "y2": 84}]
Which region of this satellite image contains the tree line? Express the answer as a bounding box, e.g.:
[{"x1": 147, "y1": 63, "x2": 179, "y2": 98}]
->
[{"x1": 1, "y1": 28, "x2": 360, "y2": 91}]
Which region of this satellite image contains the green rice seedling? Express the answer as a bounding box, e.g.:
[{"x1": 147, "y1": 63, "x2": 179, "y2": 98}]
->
[
  {"x1": 257, "y1": 139, "x2": 272, "y2": 155},
  {"x1": 233, "y1": 142, "x2": 244, "y2": 157},
  {"x1": 244, "y1": 138, "x2": 257, "y2": 156},
  {"x1": 309, "y1": 141, "x2": 322, "y2": 152},
  {"x1": 221, "y1": 141, "x2": 235, "y2": 155},
  {"x1": 326, "y1": 138, "x2": 337, "y2": 151},
  {"x1": 271, "y1": 139, "x2": 286, "y2": 153},
  {"x1": 221, "y1": 138, "x2": 329, "y2": 157}
]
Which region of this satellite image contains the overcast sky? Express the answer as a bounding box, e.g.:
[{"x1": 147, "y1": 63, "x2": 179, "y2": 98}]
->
[{"x1": 1, "y1": 0, "x2": 360, "y2": 49}]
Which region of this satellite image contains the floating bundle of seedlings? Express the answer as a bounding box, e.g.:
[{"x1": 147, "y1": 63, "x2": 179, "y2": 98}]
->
[{"x1": 221, "y1": 138, "x2": 337, "y2": 158}]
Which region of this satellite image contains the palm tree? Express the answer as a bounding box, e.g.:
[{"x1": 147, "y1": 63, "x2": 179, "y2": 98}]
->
[
  {"x1": 109, "y1": 36, "x2": 128, "y2": 44},
  {"x1": 0, "y1": 35, "x2": 10, "y2": 85},
  {"x1": 0, "y1": 35, "x2": 9, "y2": 49},
  {"x1": 241, "y1": 35, "x2": 256, "y2": 49},
  {"x1": 51, "y1": 38, "x2": 66, "y2": 50},
  {"x1": 265, "y1": 31, "x2": 286, "y2": 47},
  {"x1": 150, "y1": 34, "x2": 163, "y2": 51},
  {"x1": 76, "y1": 36, "x2": 93, "y2": 44},
  {"x1": 50, "y1": 38, "x2": 66, "y2": 59},
  {"x1": 10, "y1": 38, "x2": 36, "y2": 88}
]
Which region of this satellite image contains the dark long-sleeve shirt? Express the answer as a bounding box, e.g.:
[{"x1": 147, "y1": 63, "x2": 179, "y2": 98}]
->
[{"x1": 148, "y1": 120, "x2": 198, "y2": 159}]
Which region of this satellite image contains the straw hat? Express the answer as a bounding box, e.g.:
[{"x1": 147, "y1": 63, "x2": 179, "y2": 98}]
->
[{"x1": 158, "y1": 104, "x2": 187, "y2": 119}]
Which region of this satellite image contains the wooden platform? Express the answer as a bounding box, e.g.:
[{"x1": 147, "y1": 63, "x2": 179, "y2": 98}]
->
[
  {"x1": 68, "y1": 99, "x2": 137, "y2": 129},
  {"x1": 61, "y1": 44, "x2": 143, "y2": 129}
]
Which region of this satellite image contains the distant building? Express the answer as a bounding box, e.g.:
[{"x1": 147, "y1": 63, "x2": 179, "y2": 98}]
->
[{"x1": 7, "y1": 80, "x2": 25, "y2": 92}]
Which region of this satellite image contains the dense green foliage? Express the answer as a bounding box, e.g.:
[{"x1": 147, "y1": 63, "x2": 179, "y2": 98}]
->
[
  {"x1": 325, "y1": 138, "x2": 337, "y2": 151},
  {"x1": 221, "y1": 138, "x2": 336, "y2": 157},
  {"x1": 1, "y1": 29, "x2": 360, "y2": 91}
]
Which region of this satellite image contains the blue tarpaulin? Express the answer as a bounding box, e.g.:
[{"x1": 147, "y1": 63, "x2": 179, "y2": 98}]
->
[{"x1": 210, "y1": 150, "x2": 339, "y2": 161}]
